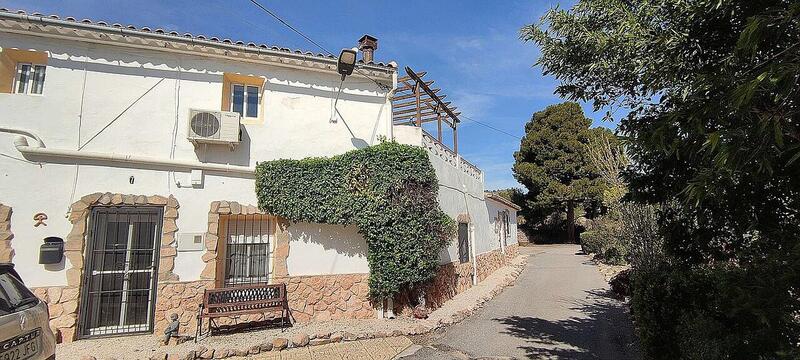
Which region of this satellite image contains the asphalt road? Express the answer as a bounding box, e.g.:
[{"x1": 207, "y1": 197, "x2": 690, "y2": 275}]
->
[{"x1": 399, "y1": 244, "x2": 640, "y2": 360}]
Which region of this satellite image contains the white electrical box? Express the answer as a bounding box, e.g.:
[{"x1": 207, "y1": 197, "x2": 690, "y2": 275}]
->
[
  {"x1": 190, "y1": 169, "x2": 203, "y2": 187},
  {"x1": 176, "y1": 232, "x2": 205, "y2": 252}
]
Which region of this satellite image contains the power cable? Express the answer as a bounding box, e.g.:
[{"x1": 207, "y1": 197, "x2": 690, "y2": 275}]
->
[
  {"x1": 246, "y1": 0, "x2": 520, "y2": 140},
  {"x1": 246, "y1": 0, "x2": 391, "y2": 91},
  {"x1": 459, "y1": 114, "x2": 522, "y2": 140}
]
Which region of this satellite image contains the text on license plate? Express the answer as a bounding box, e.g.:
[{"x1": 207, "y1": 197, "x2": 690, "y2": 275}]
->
[{"x1": 0, "y1": 328, "x2": 41, "y2": 360}]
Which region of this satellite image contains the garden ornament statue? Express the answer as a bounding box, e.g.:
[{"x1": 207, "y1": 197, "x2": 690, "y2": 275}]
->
[{"x1": 163, "y1": 313, "x2": 180, "y2": 344}]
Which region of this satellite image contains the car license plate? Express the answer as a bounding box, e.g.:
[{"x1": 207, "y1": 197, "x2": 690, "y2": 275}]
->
[{"x1": 0, "y1": 328, "x2": 40, "y2": 360}]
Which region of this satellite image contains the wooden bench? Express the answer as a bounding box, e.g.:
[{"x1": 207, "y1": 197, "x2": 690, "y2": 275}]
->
[{"x1": 195, "y1": 283, "x2": 290, "y2": 340}]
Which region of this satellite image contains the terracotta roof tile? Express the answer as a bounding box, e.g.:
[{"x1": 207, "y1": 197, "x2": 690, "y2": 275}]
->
[{"x1": 0, "y1": 8, "x2": 396, "y2": 69}]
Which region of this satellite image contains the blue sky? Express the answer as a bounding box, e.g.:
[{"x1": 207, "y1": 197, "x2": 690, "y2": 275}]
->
[{"x1": 2, "y1": 0, "x2": 614, "y2": 190}]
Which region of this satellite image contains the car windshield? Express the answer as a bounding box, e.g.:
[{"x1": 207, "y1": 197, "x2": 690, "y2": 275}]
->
[{"x1": 0, "y1": 271, "x2": 39, "y2": 316}]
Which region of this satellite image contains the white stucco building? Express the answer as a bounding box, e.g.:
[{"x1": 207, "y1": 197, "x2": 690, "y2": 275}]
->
[{"x1": 0, "y1": 9, "x2": 519, "y2": 343}]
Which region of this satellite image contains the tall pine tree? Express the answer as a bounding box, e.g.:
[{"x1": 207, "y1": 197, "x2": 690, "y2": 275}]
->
[{"x1": 513, "y1": 102, "x2": 604, "y2": 243}]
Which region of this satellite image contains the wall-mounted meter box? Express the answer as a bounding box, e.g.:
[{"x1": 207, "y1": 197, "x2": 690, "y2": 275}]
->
[{"x1": 176, "y1": 232, "x2": 205, "y2": 252}]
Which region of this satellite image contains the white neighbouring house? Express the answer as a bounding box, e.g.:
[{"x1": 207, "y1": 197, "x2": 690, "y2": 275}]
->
[{"x1": 0, "y1": 9, "x2": 519, "y2": 343}]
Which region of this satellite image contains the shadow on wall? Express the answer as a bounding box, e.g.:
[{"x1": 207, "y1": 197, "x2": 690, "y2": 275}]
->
[
  {"x1": 288, "y1": 222, "x2": 367, "y2": 258},
  {"x1": 47, "y1": 44, "x2": 387, "y2": 164},
  {"x1": 494, "y1": 289, "x2": 640, "y2": 359},
  {"x1": 195, "y1": 125, "x2": 252, "y2": 167}
]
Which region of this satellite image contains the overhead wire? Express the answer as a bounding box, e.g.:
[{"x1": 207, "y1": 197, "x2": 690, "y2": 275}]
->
[
  {"x1": 245, "y1": 0, "x2": 518, "y2": 139},
  {"x1": 246, "y1": 0, "x2": 391, "y2": 91}
]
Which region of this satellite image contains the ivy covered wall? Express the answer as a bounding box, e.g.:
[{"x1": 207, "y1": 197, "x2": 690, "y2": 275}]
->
[{"x1": 255, "y1": 141, "x2": 455, "y2": 300}]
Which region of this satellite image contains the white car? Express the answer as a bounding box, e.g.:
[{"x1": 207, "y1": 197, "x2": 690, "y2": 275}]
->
[{"x1": 0, "y1": 263, "x2": 56, "y2": 360}]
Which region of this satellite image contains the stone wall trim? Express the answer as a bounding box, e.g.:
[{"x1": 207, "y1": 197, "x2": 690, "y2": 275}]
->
[
  {"x1": 0, "y1": 204, "x2": 13, "y2": 263},
  {"x1": 43, "y1": 193, "x2": 180, "y2": 343},
  {"x1": 200, "y1": 201, "x2": 283, "y2": 286}
]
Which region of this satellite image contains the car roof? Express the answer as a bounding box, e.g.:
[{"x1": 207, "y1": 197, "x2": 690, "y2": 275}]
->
[{"x1": 0, "y1": 263, "x2": 21, "y2": 280}]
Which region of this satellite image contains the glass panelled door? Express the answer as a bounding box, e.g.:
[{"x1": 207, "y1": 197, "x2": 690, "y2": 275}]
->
[{"x1": 79, "y1": 207, "x2": 162, "y2": 337}]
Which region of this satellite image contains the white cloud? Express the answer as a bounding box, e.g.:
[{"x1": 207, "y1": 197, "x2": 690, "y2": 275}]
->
[
  {"x1": 450, "y1": 91, "x2": 493, "y2": 119},
  {"x1": 452, "y1": 37, "x2": 485, "y2": 50}
]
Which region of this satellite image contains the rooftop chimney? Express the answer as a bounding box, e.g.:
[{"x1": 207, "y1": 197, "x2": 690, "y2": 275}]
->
[{"x1": 358, "y1": 34, "x2": 378, "y2": 63}]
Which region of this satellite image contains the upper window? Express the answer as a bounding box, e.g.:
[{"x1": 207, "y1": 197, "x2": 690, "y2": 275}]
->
[
  {"x1": 222, "y1": 73, "x2": 265, "y2": 124},
  {"x1": 1, "y1": 48, "x2": 48, "y2": 94},
  {"x1": 14, "y1": 63, "x2": 46, "y2": 95},
  {"x1": 231, "y1": 84, "x2": 260, "y2": 119}
]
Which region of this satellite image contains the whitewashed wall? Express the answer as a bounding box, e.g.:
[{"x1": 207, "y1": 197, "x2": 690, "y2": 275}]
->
[
  {"x1": 486, "y1": 198, "x2": 519, "y2": 251},
  {"x1": 0, "y1": 32, "x2": 391, "y2": 287},
  {"x1": 392, "y1": 125, "x2": 498, "y2": 264}
]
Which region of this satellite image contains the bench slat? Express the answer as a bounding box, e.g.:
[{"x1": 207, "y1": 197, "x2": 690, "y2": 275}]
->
[
  {"x1": 204, "y1": 307, "x2": 284, "y2": 318},
  {"x1": 206, "y1": 298, "x2": 282, "y2": 308},
  {"x1": 201, "y1": 283, "x2": 288, "y2": 317}
]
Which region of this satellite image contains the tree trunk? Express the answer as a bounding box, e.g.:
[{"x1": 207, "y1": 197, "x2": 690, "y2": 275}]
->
[{"x1": 567, "y1": 200, "x2": 576, "y2": 244}]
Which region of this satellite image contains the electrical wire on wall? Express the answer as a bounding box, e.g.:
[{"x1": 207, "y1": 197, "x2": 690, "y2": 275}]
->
[
  {"x1": 168, "y1": 54, "x2": 183, "y2": 192},
  {"x1": 66, "y1": 43, "x2": 92, "y2": 216}
]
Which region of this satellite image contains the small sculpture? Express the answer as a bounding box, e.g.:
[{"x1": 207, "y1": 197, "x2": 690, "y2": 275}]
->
[
  {"x1": 163, "y1": 313, "x2": 180, "y2": 345},
  {"x1": 33, "y1": 213, "x2": 48, "y2": 227}
]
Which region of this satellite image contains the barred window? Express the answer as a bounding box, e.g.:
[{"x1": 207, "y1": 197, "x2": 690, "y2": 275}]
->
[
  {"x1": 502, "y1": 210, "x2": 511, "y2": 237},
  {"x1": 222, "y1": 215, "x2": 274, "y2": 287},
  {"x1": 457, "y1": 222, "x2": 470, "y2": 264}
]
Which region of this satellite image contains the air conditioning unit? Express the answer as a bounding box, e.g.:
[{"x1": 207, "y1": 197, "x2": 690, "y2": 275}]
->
[{"x1": 187, "y1": 109, "x2": 240, "y2": 147}]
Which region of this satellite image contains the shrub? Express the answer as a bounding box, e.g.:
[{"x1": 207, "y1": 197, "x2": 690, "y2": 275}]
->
[
  {"x1": 632, "y1": 258, "x2": 800, "y2": 360},
  {"x1": 619, "y1": 203, "x2": 666, "y2": 273},
  {"x1": 580, "y1": 216, "x2": 627, "y2": 264},
  {"x1": 255, "y1": 141, "x2": 455, "y2": 300}
]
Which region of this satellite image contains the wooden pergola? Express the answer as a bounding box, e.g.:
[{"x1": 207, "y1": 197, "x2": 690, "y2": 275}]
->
[{"x1": 392, "y1": 67, "x2": 462, "y2": 154}]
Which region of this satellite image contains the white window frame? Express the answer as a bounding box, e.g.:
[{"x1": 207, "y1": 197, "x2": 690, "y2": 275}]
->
[
  {"x1": 13, "y1": 62, "x2": 46, "y2": 95},
  {"x1": 229, "y1": 83, "x2": 260, "y2": 119},
  {"x1": 223, "y1": 215, "x2": 274, "y2": 286}
]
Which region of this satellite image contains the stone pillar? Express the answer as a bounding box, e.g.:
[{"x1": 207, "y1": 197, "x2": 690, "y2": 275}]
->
[{"x1": 0, "y1": 204, "x2": 13, "y2": 263}]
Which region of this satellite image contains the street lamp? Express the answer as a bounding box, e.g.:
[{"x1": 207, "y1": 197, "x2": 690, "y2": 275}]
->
[
  {"x1": 331, "y1": 48, "x2": 358, "y2": 123},
  {"x1": 337, "y1": 48, "x2": 358, "y2": 81}
]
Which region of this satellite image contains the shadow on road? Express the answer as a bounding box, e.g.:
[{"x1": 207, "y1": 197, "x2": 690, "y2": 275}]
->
[{"x1": 493, "y1": 289, "x2": 640, "y2": 359}]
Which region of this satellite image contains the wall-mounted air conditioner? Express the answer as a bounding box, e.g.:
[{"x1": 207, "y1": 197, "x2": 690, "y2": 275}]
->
[{"x1": 187, "y1": 109, "x2": 240, "y2": 147}]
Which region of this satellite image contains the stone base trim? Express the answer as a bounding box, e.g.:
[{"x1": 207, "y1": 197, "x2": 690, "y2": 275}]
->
[
  {"x1": 150, "y1": 273, "x2": 374, "y2": 337},
  {"x1": 31, "y1": 286, "x2": 78, "y2": 343},
  {"x1": 100, "y1": 256, "x2": 529, "y2": 360},
  {"x1": 395, "y1": 247, "x2": 517, "y2": 316},
  {"x1": 0, "y1": 204, "x2": 13, "y2": 263},
  {"x1": 504, "y1": 244, "x2": 520, "y2": 260},
  {"x1": 155, "y1": 280, "x2": 212, "y2": 335},
  {"x1": 517, "y1": 227, "x2": 532, "y2": 244},
  {"x1": 281, "y1": 273, "x2": 373, "y2": 323},
  {"x1": 476, "y1": 249, "x2": 505, "y2": 282}
]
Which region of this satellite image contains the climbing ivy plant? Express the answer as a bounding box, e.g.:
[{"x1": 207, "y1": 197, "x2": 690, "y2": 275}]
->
[{"x1": 255, "y1": 141, "x2": 455, "y2": 300}]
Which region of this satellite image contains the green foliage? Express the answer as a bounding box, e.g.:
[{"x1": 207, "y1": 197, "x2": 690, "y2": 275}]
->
[
  {"x1": 581, "y1": 203, "x2": 662, "y2": 266},
  {"x1": 513, "y1": 102, "x2": 605, "y2": 211},
  {"x1": 512, "y1": 102, "x2": 607, "y2": 237},
  {"x1": 524, "y1": 0, "x2": 800, "y2": 262},
  {"x1": 525, "y1": 0, "x2": 800, "y2": 356},
  {"x1": 585, "y1": 128, "x2": 627, "y2": 206},
  {"x1": 632, "y1": 255, "x2": 800, "y2": 360},
  {"x1": 580, "y1": 218, "x2": 627, "y2": 264},
  {"x1": 255, "y1": 141, "x2": 455, "y2": 300}
]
